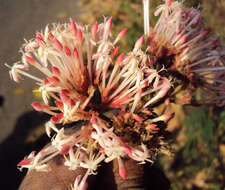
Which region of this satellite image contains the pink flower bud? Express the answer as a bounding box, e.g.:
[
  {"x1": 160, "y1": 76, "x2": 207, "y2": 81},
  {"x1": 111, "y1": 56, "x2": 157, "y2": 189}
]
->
[
  {"x1": 53, "y1": 38, "x2": 63, "y2": 51},
  {"x1": 26, "y1": 55, "x2": 36, "y2": 65},
  {"x1": 17, "y1": 158, "x2": 32, "y2": 166},
  {"x1": 167, "y1": 0, "x2": 173, "y2": 5},
  {"x1": 36, "y1": 32, "x2": 42, "y2": 40},
  {"x1": 36, "y1": 32, "x2": 45, "y2": 47},
  {"x1": 43, "y1": 105, "x2": 50, "y2": 110},
  {"x1": 112, "y1": 46, "x2": 120, "y2": 58},
  {"x1": 48, "y1": 32, "x2": 54, "y2": 41},
  {"x1": 31, "y1": 102, "x2": 43, "y2": 111},
  {"x1": 134, "y1": 35, "x2": 144, "y2": 51},
  {"x1": 60, "y1": 90, "x2": 70, "y2": 103},
  {"x1": 70, "y1": 20, "x2": 77, "y2": 35},
  {"x1": 48, "y1": 76, "x2": 60, "y2": 83},
  {"x1": 76, "y1": 28, "x2": 83, "y2": 42},
  {"x1": 44, "y1": 78, "x2": 49, "y2": 84},
  {"x1": 118, "y1": 158, "x2": 126, "y2": 179},
  {"x1": 60, "y1": 145, "x2": 71, "y2": 155},
  {"x1": 73, "y1": 48, "x2": 79, "y2": 60},
  {"x1": 105, "y1": 16, "x2": 112, "y2": 32},
  {"x1": 55, "y1": 100, "x2": 63, "y2": 108},
  {"x1": 119, "y1": 167, "x2": 126, "y2": 180},
  {"x1": 116, "y1": 53, "x2": 124, "y2": 65},
  {"x1": 118, "y1": 28, "x2": 127, "y2": 39},
  {"x1": 51, "y1": 116, "x2": 59, "y2": 123},
  {"x1": 64, "y1": 45, "x2": 71, "y2": 56},
  {"x1": 52, "y1": 66, "x2": 60, "y2": 75},
  {"x1": 91, "y1": 21, "x2": 98, "y2": 37},
  {"x1": 133, "y1": 114, "x2": 143, "y2": 123},
  {"x1": 114, "y1": 28, "x2": 128, "y2": 44},
  {"x1": 51, "y1": 113, "x2": 63, "y2": 123},
  {"x1": 70, "y1": 99, "x2": 75, "y2": 106},
  {"x1": 90, "y1": 115, "x2": 97, "y2": 124}
]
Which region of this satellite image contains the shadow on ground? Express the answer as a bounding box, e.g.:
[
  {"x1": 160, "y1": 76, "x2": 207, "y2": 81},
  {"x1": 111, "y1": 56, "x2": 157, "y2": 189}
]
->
[{"x1": 0, "y1": 112, "x2": 50, "y2": 189}]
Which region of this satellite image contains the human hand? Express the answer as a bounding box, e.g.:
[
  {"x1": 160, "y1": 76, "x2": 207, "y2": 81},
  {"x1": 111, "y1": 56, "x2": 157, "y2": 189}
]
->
[{"x1": 18, "y1": 147, "x2": 170, "y2": 190}]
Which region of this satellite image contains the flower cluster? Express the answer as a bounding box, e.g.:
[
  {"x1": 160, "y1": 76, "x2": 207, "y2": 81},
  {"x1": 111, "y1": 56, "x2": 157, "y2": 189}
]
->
[
  {"x1": 147, "y1": 0, "x2": 225, "y2": 106},
  {"x1": 9, "y1": 15, "x2": 172, "y2": 189}
]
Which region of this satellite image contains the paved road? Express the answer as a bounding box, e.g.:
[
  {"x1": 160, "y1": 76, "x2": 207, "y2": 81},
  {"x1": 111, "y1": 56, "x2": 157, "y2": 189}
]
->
[{"x1": 0, "y1": 0, "x2": 80, "y2": 189}]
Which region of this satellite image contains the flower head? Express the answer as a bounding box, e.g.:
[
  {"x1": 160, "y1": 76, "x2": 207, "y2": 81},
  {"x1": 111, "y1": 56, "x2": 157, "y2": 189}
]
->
[
  {"x1": 145, "y1": 0, "x2": 225, "y2": 105},
  {"x1": 11, "y1": 12, "x2": 173, "y2": 188}
]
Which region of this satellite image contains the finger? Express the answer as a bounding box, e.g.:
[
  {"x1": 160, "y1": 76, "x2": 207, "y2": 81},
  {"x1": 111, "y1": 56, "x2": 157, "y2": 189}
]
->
[
  {"x1": 113, "y1": 158, "x2": 170, "y2": 190},
  {"x1": 113, "y1": 159, "x2": 145, "y2": 190},
  {"x1": 18, "y1": 154, "x2": 96, "y2": 190}
]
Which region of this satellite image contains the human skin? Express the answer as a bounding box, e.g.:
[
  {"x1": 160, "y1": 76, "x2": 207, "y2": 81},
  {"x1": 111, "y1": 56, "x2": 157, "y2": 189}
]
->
[
  {"x1": 18, "y1": 154, "x2": 92, "y2": 190},
  {"x1": 18, "y1": 155, "x2": 145, "y2": 190},
  {"x1": 18, "y1": 150, "x2": 147, "y2": 190},
  {"x1": 19, "y1": 150, "x2": 170, "y2": 190}
]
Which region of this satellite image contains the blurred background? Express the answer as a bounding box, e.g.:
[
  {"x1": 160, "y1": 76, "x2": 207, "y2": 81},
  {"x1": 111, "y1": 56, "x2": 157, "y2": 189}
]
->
[{"x1": 0, "y1": 0, "x2": 224, "y2": 189}]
